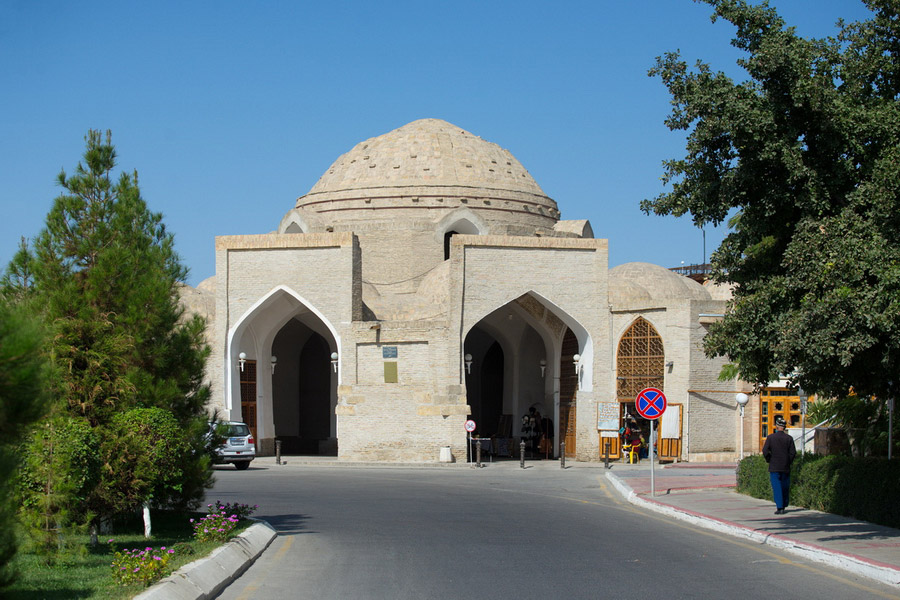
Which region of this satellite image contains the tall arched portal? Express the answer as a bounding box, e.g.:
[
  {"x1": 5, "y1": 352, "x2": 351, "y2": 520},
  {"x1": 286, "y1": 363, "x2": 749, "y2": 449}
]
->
[
  {"x1": 463, "y1": 293, "x2": 590, "y2": 459},
  {"x1": 227, "y1": 287, "x2": 340, "y2": 456}
]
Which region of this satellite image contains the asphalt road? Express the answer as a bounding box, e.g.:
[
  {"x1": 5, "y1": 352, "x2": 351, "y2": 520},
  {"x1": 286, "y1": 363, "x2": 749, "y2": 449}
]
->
[{"x1": 208, "y1": 462, "x2": 899, "y2": 599}]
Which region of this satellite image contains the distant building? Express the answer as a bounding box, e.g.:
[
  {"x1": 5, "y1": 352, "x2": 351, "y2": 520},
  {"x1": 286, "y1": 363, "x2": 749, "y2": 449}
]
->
[{"x1": 185, "y1": 119, "x2": 747, "y2": 462}]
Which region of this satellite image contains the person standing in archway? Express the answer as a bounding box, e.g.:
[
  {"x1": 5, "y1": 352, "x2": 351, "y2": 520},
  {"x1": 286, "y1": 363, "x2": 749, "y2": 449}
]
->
[{"x1": 762, "y1": 415, "x2": 796, "y2": 515}]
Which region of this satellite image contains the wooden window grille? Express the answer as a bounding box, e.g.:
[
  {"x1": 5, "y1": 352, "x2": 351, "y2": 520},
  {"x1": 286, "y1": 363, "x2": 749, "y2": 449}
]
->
[{"x1": 616, "y1": 317, "x2": 664, "y2": 400}]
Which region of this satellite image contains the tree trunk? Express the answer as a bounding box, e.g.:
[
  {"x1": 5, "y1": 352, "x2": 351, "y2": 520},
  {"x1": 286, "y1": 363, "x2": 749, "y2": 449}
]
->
[{"x1": 143, "y1": 503, "x2": 152, "y2": 538}]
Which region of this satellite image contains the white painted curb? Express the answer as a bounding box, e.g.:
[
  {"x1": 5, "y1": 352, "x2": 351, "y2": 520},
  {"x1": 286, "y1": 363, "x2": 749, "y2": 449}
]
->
[
  {"x1": 605, "y1": 472, "x2": 900, "y2": 589},
  {"x1": 134, "y1": 520, "x2": 277, "y2": 600}
]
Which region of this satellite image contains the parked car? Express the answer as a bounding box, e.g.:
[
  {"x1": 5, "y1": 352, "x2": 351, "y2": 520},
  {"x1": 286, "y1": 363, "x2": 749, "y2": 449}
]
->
[{"x1": 209, "y1": 421, "x2": 255, "y2": 470}]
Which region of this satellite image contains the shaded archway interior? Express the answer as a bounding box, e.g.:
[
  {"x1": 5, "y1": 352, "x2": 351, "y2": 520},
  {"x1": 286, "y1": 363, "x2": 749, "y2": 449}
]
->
[
  {"x1": 463, "y1": 295, "x2": 575, "y2": 458},
  {"x1": 272, "y1": 316, "x2": 338, "y2": 455}
]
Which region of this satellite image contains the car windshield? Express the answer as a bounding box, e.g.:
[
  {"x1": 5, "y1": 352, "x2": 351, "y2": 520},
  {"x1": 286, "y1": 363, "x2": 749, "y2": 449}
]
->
[{"x1": 224, "y1": 423, "x2": 250, "y2": 437}]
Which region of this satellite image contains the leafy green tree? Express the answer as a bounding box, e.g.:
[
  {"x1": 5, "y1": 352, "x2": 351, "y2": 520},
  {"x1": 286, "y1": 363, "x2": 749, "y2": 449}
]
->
[
  {"x1": 0, "y1": 301, "x2": 50, "y2": 586},
  {"x1": 8, "y1": 130, "x2": 212, "y2": 547},
  {"x1": 17, "y1": 416, "x2": 99, "y2": 562},
  {"x1": 642, "y1": 0, "x2": 900, "y2": 434}
]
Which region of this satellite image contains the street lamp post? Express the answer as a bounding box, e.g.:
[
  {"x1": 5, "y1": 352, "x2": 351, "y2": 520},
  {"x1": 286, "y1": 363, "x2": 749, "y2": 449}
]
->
[
  {"x1": 735, "y1": 393, "x2": 749, "y2": 461},
  {"x1": 798, "y1": 386, "x2": 808, "y2": 457}
]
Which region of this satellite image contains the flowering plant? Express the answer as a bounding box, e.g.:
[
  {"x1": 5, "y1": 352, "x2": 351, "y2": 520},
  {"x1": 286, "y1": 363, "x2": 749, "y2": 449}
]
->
[
  {"x1": 109, "y1": 540, "x2": 175, "y2": 586},
  {"x1": 190, "y1": 511, "x2": 239, "y2": 543},
  {"x1": 208, "y1": 500, "x2": 258, "y2": 520},
  {"x1": 191, "y1": 501, "x2": 259, "y2": 543}
]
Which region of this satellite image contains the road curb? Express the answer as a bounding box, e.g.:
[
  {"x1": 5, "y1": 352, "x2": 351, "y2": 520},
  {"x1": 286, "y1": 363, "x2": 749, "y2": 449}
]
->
[
  {"x1": 134, "y1": 520, "x2": 277, "y2": 600},
  {"x1": 605, "y1": 472, "x2": 900, "y2": 589}
]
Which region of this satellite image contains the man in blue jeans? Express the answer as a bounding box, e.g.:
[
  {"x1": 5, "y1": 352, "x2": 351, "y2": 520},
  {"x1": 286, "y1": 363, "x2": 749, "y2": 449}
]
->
[{"x1": 762, "y1": 415, "x2": 797, "y2": 515}]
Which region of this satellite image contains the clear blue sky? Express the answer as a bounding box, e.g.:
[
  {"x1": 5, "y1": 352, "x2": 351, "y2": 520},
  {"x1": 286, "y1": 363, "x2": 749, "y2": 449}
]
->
[{"x1": 0, "y1": 0, "x2": 873, "y2": 286}]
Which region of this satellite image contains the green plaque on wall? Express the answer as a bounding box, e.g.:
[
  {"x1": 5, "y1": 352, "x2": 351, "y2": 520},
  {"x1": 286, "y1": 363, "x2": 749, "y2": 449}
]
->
[{"x1": 384, "y1": 361, "x2": 398, "y2": 383}]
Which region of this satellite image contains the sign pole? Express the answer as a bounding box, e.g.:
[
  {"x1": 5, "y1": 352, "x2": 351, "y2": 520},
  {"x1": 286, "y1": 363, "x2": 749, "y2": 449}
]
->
[
  {"x1": 635, "y1": 387, "x2": 667, "y2": 499},
  {"x1": 650, "y1": 419, "x2": 656, "y2": 497}
]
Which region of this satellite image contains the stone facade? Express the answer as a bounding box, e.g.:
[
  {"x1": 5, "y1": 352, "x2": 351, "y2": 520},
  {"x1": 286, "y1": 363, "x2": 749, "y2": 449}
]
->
[{"x1": 194, "y1": 118, "x2": 742, "y2": 463}]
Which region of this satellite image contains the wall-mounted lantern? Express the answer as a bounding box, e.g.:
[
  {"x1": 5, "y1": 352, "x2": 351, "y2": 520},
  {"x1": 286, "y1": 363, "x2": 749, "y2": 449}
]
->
[
  {"x1": 271, "y1": 355, "x2": 277, "y2": 374},
  {"x1": 572, "y1": 353, "x2": 581, "y2": 374},
  {"x1": 238, "y1": 352, "x2": 247, "y2": 372},
  {"x1": 540, "y1": 359, "x2": 547, "y2": 378},
  {"x1": 331, "y1": 352, "x2": 339, "y2": 373},
  {"x1": 464, "y1": 353, "x2": 473, "y2": 375}
]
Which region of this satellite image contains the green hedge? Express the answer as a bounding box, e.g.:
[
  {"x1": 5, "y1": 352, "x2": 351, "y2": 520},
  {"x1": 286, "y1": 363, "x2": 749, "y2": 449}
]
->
[{"x1": 736, "y1": 453, "x2": 900, "y2": 528}]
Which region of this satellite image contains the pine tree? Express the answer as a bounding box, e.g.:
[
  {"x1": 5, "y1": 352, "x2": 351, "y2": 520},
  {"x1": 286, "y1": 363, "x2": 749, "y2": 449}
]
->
[
  {"x1": 0, "y1": 300, "x2": 50, "y2": 586},
  {"x1": 11, "y1": 130, "x2": 212, "y2": 550}
]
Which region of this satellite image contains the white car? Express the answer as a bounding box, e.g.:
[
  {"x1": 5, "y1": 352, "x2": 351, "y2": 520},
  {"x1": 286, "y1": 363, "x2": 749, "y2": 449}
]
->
[{"x1": 210, "y1": 421, "x2": 256, "y2": 470}]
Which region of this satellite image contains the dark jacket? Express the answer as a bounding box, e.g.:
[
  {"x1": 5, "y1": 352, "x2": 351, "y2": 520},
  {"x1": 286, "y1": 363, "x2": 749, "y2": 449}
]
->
[{"x1": 762, "y1": 429, "x2": 796, "y2": 473}]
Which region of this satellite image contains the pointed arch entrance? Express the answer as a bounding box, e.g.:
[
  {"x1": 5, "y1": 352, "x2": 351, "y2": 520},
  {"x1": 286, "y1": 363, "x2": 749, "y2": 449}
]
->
[
  {"x1": 227, "y1": 287, "x2": 340, "y2": 455},
  {"x1": 616, "y1": 317, "x2": 665, "y2": 457},
  {"x1": 463, "y1": 292, "x2": 592, "y2": 459}
]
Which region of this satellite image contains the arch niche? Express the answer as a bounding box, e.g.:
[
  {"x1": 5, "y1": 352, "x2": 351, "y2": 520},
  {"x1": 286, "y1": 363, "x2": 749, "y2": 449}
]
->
[
  {"x1": 462, "y1": 292, "x2": 591, "y2": 458},
  {"x1": 227, "y1": 287, "x2": 340, "y2": 456},
  {"x1": 616, "y1": 317, "x2": 665, "y2": 442}
]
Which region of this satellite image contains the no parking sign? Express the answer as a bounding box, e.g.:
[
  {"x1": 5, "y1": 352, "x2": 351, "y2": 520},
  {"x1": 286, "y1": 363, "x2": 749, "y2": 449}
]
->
[
  {"x1": 635, "y1": 388, "x2": 667, "y2": 420},
  {"x1": 635, "y1": 388, "x2": 666, "y2": 498}
]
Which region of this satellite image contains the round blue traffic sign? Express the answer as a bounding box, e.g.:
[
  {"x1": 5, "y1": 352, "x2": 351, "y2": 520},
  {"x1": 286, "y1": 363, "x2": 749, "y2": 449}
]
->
[{"x1": 635, "y1": 388, "x2": 667, "y2": 420}]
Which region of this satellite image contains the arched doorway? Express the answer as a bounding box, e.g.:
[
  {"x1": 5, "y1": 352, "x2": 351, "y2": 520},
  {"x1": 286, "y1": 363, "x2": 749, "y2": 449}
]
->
[
  {"x1": 272, "y1": 321, "x2": 337, "y2": 455},
  {"x1": 463, "y1": 292, "x2": 590, "y2": 460},
  {"x1": 227, "y1": 287, "x2": 340, "y2": 456},
  {"x1": 616, "y1": 317, "x2": 665, "y2": 456}
]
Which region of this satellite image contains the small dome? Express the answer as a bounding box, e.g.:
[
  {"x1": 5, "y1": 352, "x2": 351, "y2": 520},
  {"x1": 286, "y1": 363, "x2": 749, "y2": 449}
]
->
[
  {"x1": 704, "y1": 279, "x2": 734, "y2": 301},
  {"x1": 609, "y1": 262, "x2": 711, "y2": 304}
]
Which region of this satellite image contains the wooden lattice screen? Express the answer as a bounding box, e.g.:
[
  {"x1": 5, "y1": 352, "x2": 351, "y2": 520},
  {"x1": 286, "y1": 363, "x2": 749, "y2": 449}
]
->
[{"x1": 616, "y1": 318, "x2": 664, "y2": 400}]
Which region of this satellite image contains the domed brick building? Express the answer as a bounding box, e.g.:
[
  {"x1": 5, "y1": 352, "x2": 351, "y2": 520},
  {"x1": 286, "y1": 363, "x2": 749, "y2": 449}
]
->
[{"x1": 204, "y1": 119, "x2": 743, "y2": 462}]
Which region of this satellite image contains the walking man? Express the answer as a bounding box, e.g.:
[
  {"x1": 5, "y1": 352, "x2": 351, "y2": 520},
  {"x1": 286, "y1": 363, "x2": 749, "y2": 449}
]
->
[{"x1": 762, "y1": 415, "x2": 796, "y2": 515}]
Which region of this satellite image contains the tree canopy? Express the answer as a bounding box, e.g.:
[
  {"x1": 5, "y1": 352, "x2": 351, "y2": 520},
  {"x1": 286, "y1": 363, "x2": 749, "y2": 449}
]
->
[{"x1": 642, "y1": 0, "x2": 900, "y2": 402}]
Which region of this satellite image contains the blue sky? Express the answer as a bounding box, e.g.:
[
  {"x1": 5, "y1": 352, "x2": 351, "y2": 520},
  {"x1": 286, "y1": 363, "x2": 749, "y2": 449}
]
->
[{"x1": 0, "y1": 0, "x2": 874, "y2": 286}]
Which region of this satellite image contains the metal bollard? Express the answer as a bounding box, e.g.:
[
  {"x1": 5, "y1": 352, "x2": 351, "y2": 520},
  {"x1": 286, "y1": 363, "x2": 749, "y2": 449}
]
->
[
  {"x1": 476, "y1": 440, "x2": 482, "y2": 468},
  {"x1": 520, "y1": 440, "x2": 526, "y2": 469},
  {"x1": 604, "y1": 440, "x2": 610, "y2": 469},
  {"x1": 275, "y1": 439, "x2": 282, "y2": 465},
  {"x1": 560, "y1": 441, "x2": 566, "y2": 469}
]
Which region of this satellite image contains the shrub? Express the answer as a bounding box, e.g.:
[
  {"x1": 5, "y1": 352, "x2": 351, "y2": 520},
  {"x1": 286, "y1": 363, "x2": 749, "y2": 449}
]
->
[
  {"x1": 109, "y1": 540, "x2": 175, "y2": 586},
  {"x1": 735, "y1": 454, "x2": 770, "y2": 499}
]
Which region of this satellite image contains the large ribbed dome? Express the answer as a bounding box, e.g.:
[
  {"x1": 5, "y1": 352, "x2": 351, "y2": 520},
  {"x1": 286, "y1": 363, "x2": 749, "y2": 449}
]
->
[
  {"x1": 293, "y1": 119, "x2": 560, "y2": 229},
  {"x1": 308, "y1": 119, "x2": 546, "y2": 196}
]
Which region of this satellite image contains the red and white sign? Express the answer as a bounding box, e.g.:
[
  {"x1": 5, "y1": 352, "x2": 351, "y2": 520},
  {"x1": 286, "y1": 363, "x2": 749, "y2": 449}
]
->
[
  {"x1": 635, "y1": 388, "x2": 667, "y2": 420},
  {"x1": 464, "y1": 420, "x2": 477, "y2": 433}
]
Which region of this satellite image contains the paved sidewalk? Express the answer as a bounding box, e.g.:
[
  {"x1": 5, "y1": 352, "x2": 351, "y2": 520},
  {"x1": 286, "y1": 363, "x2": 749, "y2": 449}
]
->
[{"x1": 606, "y1": 462, "x2": 900, "y2": 589}]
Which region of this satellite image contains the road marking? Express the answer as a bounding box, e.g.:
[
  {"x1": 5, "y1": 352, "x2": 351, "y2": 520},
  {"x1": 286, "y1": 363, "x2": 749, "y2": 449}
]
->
[{"x1": 232, "y1": 534, "x2": 294, "y2": 600}]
